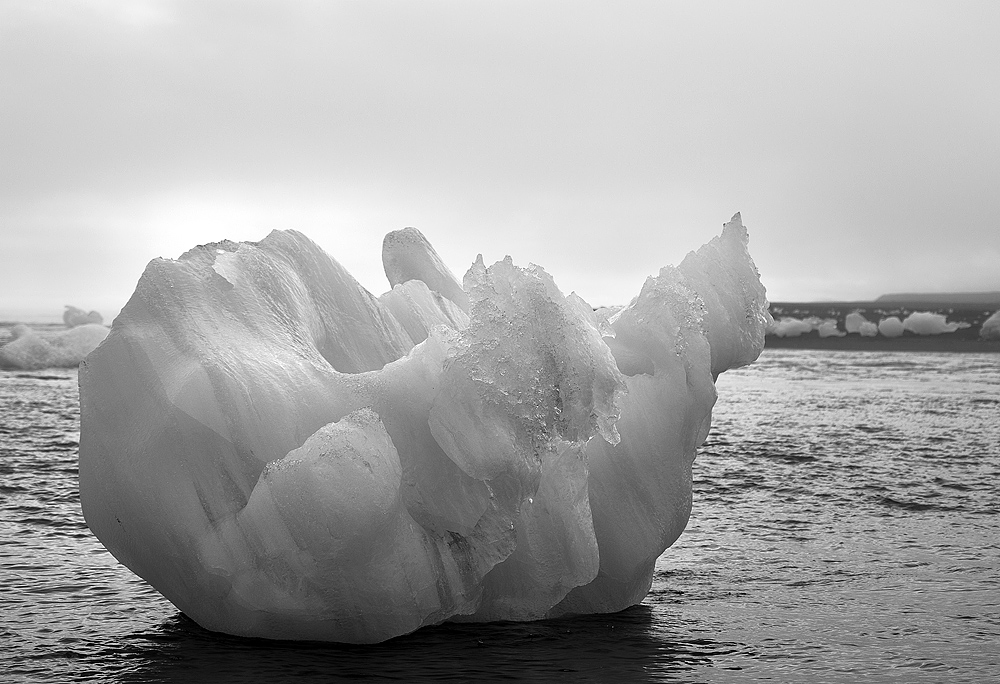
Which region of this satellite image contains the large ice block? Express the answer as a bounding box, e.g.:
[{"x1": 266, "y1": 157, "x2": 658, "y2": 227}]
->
[{"x1": 79, "y1": 214, "x2": 769, "y2": 642}]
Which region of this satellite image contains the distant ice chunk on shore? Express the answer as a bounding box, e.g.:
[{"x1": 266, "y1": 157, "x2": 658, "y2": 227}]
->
[
  {"x1": 845, "y1": 312, "x2": 878, "y2": 337},
  {"x1": 0, "y1": 322, "x2": 109, "y2": 370},
  {"x1": 901, "y1": 311, "x2": 970, "y2": 335},
  {"x1": 767, "y1": 316, "x2": 814, "y2": 337},
  {"x1": 79, "y1": 214, "x2": 769, "y2": 643},
  {"x1": 63, "y1": 305, "x2": 104, "y2": 328},
  {"x1": 878, "y1": 316, "x2": 905, "y2": 338},
  {"x1": 815, "y1": 319, "x2": 845, "y2": 338},
  {"x1": 981, "y1": 310, "x2": 1000, "y2": 341},
  {"x1": 766, "y1": 316, "x2": 843, "y2": 338},
  {"x1": 765, "y1": 307, "x2": 983, "y2": 344}
]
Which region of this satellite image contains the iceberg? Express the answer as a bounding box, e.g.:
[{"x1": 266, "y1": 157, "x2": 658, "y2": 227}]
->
[
  {"x1": 0, "y1": 322, "x2": 109, "y2": 370},
  {"x1": 79, "y1": 213, "x2": 769, "y2": 643}
]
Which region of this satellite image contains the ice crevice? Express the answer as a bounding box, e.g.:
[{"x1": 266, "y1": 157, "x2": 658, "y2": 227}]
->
[{"x1": 79, "y1": 213, "x2": 770, "y2": 643}]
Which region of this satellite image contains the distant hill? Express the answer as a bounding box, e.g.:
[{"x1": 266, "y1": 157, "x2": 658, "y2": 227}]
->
[{"x1": 874, "y1": 292, "x2": 1000, "y2": 306}]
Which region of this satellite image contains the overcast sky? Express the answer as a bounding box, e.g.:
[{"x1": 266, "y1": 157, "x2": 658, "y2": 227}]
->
[{"x1": 2, "y1": 0, "x2": 998, "y2": 320}]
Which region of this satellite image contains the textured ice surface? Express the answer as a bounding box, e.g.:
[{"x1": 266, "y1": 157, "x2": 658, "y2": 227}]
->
[
  {"x1": 79, "y1": 214, "x2": 769, "y2": 643},
  {"x1": 0, "y1": 323, "x2": 109, "y2": 370}
]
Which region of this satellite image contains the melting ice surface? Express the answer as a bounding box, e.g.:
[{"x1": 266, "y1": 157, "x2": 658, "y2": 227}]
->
[{"x1": 79, "y1": 214, "x2": 769, "y2": 643}]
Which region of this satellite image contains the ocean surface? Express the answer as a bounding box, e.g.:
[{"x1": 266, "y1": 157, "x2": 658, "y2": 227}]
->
[{"x1": 2, "y1": 342, "x2": 998, "y2": 682}]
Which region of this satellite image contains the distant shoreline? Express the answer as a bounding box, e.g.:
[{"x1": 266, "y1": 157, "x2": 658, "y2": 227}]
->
[{"x1": 766, "y1": 300, "x2": 1000, "y2": 353}]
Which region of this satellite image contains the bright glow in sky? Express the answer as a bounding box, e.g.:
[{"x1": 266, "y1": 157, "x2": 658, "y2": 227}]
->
[{"x1": 2, "y1": 0, "x2": 998, "y2": 321}]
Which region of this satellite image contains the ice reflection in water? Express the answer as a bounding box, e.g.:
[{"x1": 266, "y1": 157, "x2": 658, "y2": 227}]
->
[
  {"x1": 102, "y1": 607, "x2": 745, "y2": 683},
  {"x1": 2, "y1": 348, "x2": 999, "y2": 682}
]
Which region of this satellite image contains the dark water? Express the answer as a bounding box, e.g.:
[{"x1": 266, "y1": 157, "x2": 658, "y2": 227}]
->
[{"x1": 1, "y1": 348, "x2": 998, "y2": 682}]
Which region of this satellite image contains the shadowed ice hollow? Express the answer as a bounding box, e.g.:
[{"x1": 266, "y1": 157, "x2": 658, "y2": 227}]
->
[{"x1": 79, "y1": 213, "x2": 769, "y2": 643}]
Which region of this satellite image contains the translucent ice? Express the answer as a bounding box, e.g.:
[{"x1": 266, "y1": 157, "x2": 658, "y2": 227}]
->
[
  {"x1": 0, "y1": 323, "x2": 109, "y2": 370},
  {"x1": 79, "y1": 213, "x2": 769, "y2": 643}
]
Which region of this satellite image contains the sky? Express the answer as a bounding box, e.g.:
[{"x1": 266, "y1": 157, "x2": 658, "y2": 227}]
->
[{"x1": 2, "y1": 0, "x2": 999, "y2": 321}]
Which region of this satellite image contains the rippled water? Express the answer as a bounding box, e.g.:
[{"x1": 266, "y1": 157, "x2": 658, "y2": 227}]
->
[{"x1": 2, "y1": 349, "x2": 998, "y2": 682}]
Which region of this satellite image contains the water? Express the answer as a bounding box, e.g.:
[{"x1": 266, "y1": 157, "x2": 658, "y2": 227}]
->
[{"x1": 1, "y1": 348, "x2": 998, "y2": 682}]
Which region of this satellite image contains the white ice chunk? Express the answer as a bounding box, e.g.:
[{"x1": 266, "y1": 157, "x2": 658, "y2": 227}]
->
[
  {"x1": 859, "y1": 321, "x2": 878, "y2": 337},
  {"x1": 981, "y1": 310, "x2": 1000, "y2": 341},
  {"x1": 767, "y1": 316, "x2": 816, "y2": 337},
  {"x1": 845, "y1": 312, "x2": 878, "y2": 337},
  {"x1": 902, "y1": 311, "x2": 971, "y2": 335},
  {"x1": 815, "y1": 319, "x2": 845, "y2": 338},
  {"x1": 79, "y1": 216, "x2": 768, "y2": 643},
  {"x1": 878, "y1": 316, "x2": 905, "y2": 338}
]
